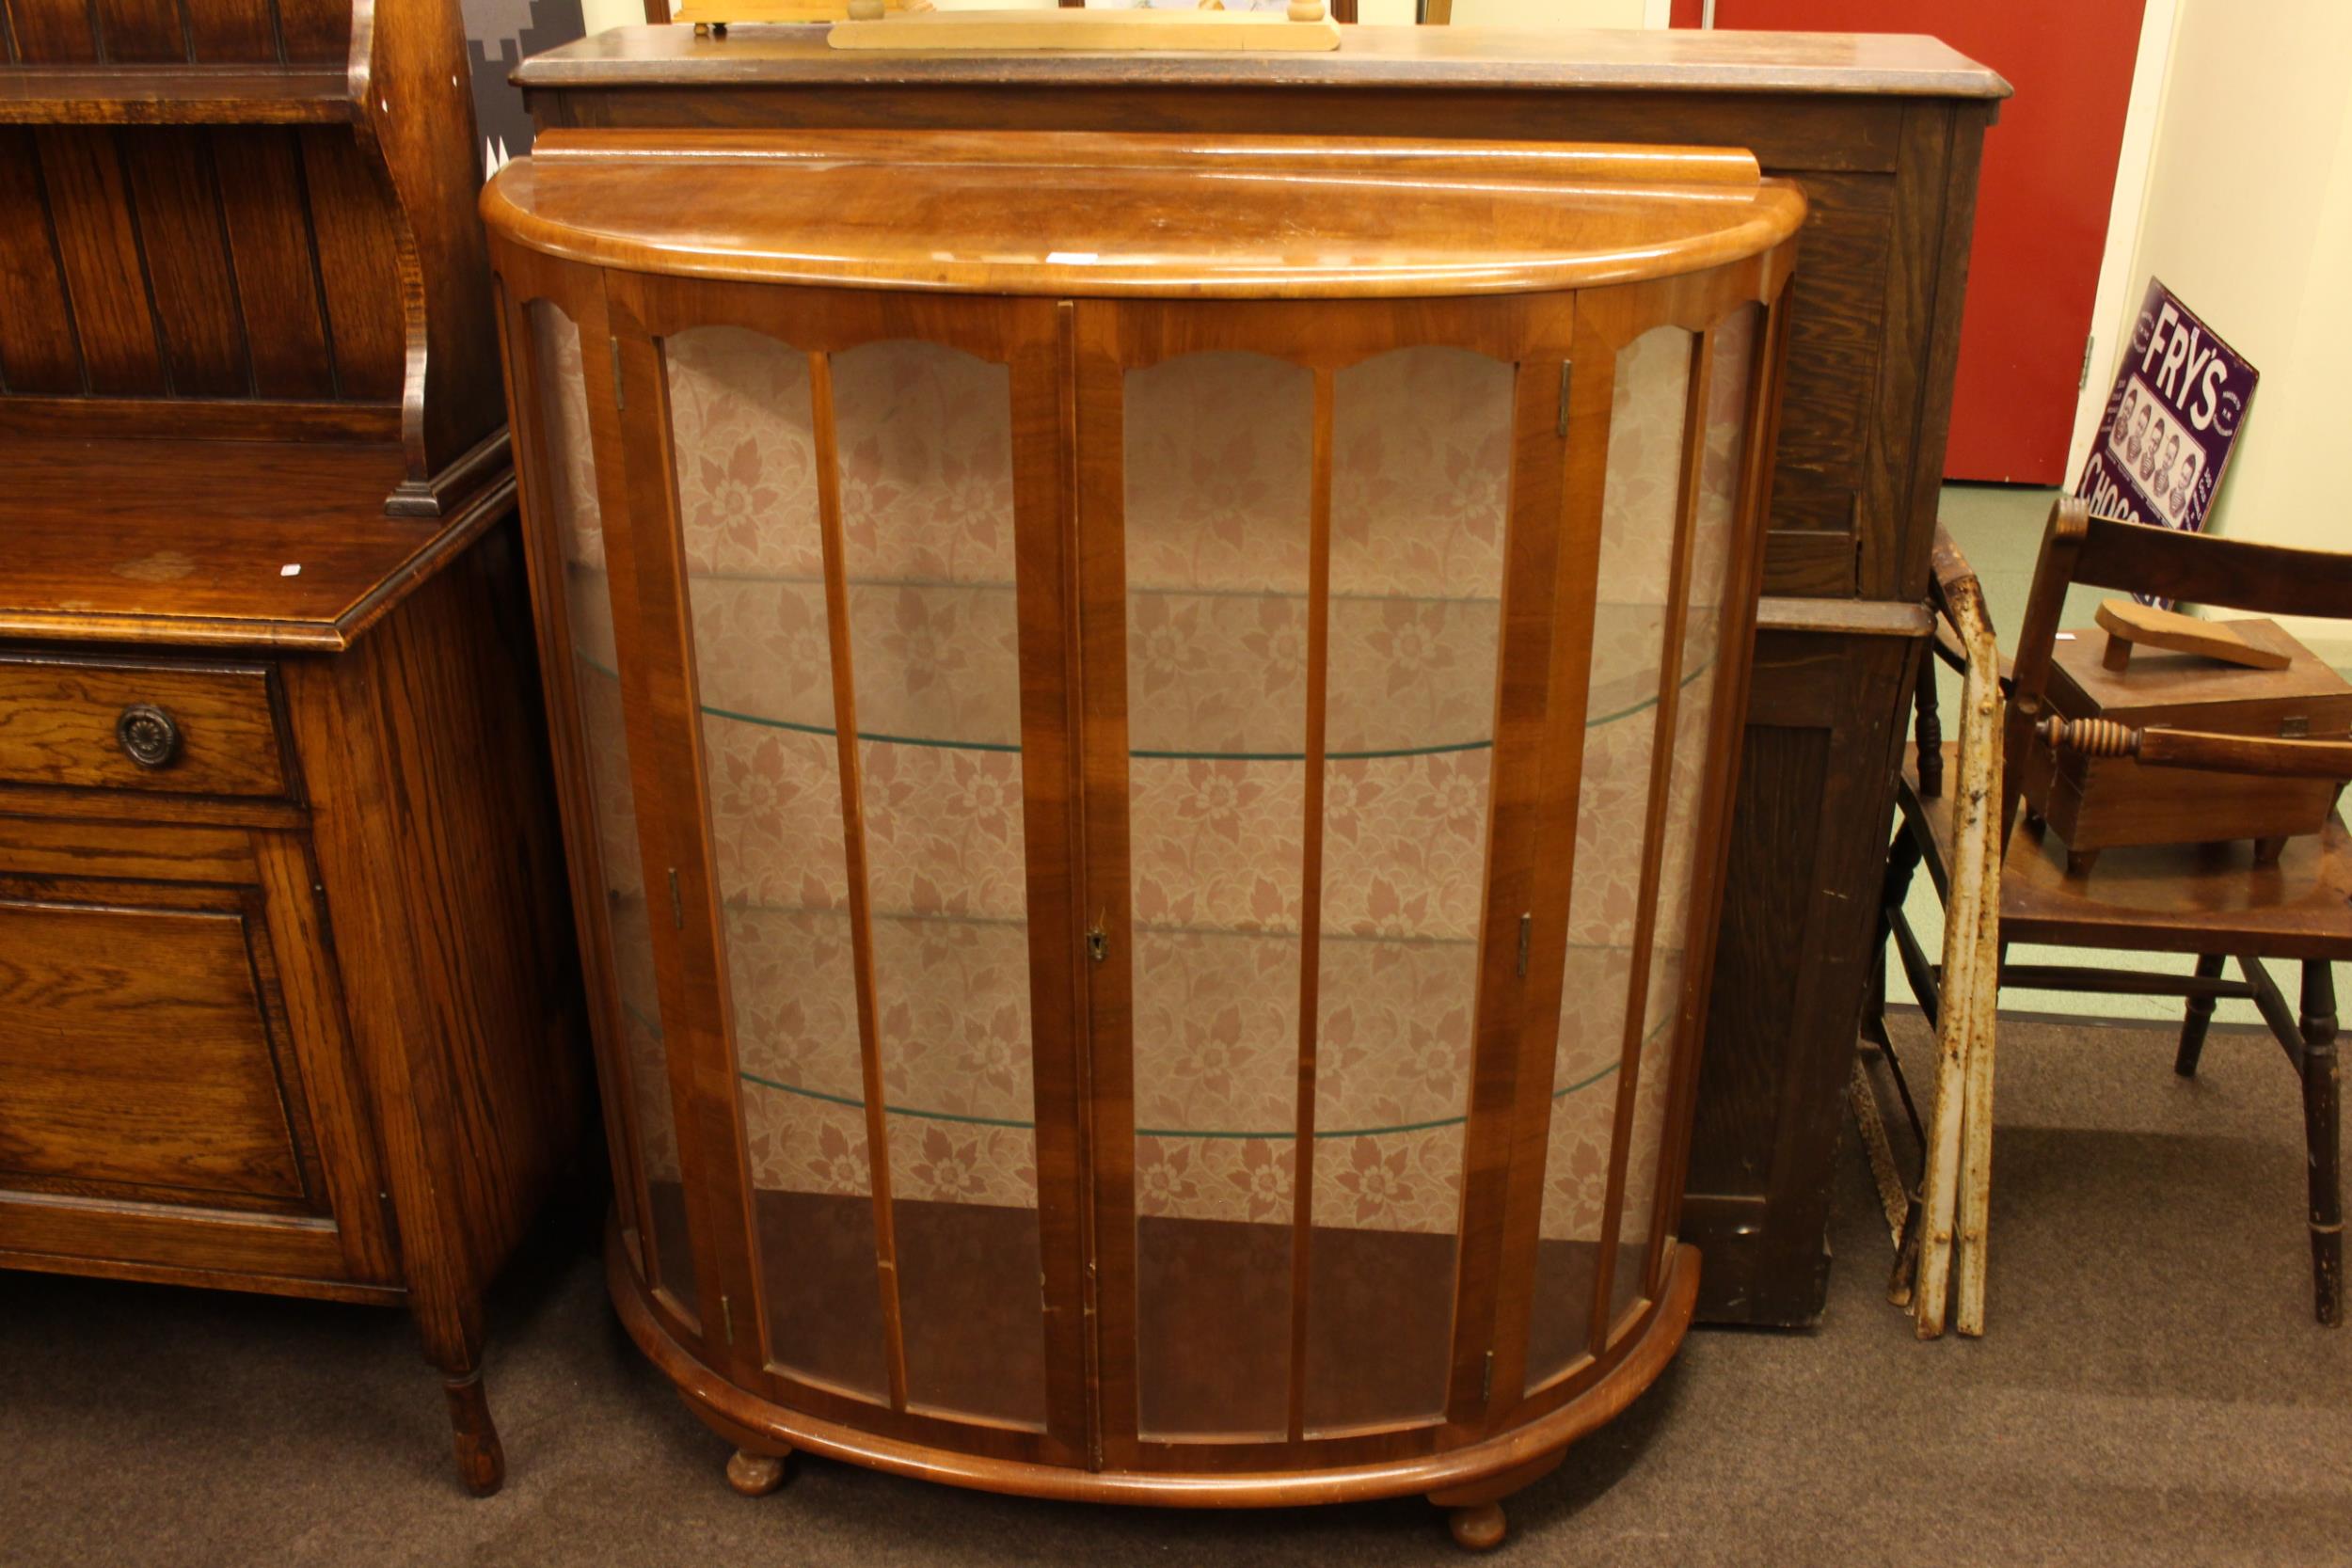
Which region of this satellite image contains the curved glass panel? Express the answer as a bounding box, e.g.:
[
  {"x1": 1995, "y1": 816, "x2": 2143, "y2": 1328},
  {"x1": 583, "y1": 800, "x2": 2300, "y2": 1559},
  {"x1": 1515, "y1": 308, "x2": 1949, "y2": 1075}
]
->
[
  {"x1": 1526, "y1": 323, "x2": 1694, "y2": 1390},
  {"x1": 1125, "y1": 351, "x2": 1311, "y2": 1440},
  {"x1": 1304, "y1": 347, "x2": 1509, "y2": 1433},
  {"x1": 669, "y1": 327, "x2": 1044, "y2": 1424},
  {"x1": 1610, "y1": 305, "x2": 1758, "y2": 1335},
  {"x1": 839, "y1": 340, "x2": 1043, "y2": 1425},
  {"x1": 670, "y1": 325, "x2": 882, "y2": 1400},
  {"x1": 530, "y1": 301, "x2": 699, "y2": 1324}
]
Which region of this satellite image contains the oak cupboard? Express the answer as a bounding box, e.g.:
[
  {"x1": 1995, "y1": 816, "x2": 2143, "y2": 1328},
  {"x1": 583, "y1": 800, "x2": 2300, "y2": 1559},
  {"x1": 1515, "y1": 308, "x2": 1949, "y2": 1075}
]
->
[
  {"x1": 484, "y1": 126, "x2": 1799, "y2": 1545},
  {"x1": 0, "y1": 0, "x2": 582, "y2": 1496}
]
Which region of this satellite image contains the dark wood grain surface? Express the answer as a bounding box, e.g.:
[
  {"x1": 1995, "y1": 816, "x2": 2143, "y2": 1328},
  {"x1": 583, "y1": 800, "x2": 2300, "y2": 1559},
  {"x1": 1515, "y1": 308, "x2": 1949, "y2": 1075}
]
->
[
  {"x1": 0, "y1": 438, "x2": 506, "y2": 647},
  {"x1": 518, "y1": 24, "x2": 2009, "y2": 98}
]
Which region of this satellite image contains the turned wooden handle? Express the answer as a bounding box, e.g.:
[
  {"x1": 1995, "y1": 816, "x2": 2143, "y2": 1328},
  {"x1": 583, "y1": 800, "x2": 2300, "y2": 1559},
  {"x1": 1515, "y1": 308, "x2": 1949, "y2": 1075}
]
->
[
  {"x1": 2039, "y1": 715, "x2": 2137, "y2": 759},
  {"x1": 2094, "y1": 598, "x2": 2290, "y2": 673},
  {"x1": 2043, "y1": 714, "x2": 2352, "y2": 780}
]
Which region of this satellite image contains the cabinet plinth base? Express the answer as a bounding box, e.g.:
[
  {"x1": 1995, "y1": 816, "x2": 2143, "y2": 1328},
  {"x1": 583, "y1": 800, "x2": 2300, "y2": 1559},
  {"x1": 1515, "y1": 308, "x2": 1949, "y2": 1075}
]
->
[
  {"x1": 604, "y1": 1212, "x2": 1696, "y2": 1520},
  {"x1": 726, "y1": 1448, "x2": 791, "y2": 1497}
]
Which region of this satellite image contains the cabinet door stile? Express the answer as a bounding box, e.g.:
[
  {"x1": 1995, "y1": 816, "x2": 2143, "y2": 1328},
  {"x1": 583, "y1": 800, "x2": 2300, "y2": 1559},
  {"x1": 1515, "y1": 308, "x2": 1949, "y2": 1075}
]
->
[
  {"x1": 603, "y1": 283, "x2": 765, "y2": 1380},
  {"x1": 1441, "y1": 307, "x2": 1577, "y2": 1429},
  {"x1": 1582, "y1": 327, "x2": 1713, "y2": 1355},
  {"x1": 1008, "y1": 303, "x2": 1099, "y2": 1464},
  {"x1": 1070, "y1": 298, "x2": 1141, "y2": 1466},
  {"x1": 251, "y1": 830, "x2": 396, "y2": 1283},
  {"x1": 1478, "y1": 325, "x2": 1588, "y2": 1414}
]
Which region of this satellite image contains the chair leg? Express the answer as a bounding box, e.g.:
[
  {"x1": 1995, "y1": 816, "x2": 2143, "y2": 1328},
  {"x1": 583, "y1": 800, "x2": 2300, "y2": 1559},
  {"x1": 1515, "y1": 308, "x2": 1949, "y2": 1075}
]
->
[
  {"x1": 1864, "y1": 829, "x2": 1924, "y2": 1055},
  {"x1": 2299, "y1": 960, "x2": 2342, "y2": 1326},
  {"x1": 2177, "y1": 954, "x2": 2226, "y2": 1078}
]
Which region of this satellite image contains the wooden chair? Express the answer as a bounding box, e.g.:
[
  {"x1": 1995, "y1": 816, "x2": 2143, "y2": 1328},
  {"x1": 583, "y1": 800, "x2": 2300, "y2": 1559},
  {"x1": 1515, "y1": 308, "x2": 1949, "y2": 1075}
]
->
[{"x1": 1869, "y1": 496, "x2": 2349, "y2": 1331}]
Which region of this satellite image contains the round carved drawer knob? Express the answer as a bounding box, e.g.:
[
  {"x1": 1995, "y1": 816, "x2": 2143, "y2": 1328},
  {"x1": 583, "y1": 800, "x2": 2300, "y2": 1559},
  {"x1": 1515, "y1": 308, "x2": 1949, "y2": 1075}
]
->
[{"x1": 116, "y1": 704, "x2": 182, "y2": 768}]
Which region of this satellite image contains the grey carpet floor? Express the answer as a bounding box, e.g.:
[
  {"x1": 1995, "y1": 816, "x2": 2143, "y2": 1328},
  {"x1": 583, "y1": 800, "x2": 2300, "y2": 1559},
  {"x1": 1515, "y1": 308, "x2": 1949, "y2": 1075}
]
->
[{"x1": 6, "y1": 1016, "x2": 2349, "y2": 1567}]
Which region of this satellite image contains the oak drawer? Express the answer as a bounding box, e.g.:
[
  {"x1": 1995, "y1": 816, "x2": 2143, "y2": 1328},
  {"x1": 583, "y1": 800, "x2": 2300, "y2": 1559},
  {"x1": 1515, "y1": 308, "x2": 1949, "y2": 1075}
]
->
[{"x1": 0, "y1": 654, "x2": 292, "y2": 799}]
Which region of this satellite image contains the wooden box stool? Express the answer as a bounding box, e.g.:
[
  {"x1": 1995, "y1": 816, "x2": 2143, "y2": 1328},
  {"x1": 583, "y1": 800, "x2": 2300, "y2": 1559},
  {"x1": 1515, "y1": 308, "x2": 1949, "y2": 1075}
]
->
[{"x1": 2022, "y1": 601, "x2": 2352, "y2": 878}]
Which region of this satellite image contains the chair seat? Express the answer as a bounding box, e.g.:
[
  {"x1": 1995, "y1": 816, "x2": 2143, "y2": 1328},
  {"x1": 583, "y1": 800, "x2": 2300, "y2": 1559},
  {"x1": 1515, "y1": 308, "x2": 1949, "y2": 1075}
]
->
[{"x1": 1899, "y1": 743, "x2": 2352, "y2": 961}]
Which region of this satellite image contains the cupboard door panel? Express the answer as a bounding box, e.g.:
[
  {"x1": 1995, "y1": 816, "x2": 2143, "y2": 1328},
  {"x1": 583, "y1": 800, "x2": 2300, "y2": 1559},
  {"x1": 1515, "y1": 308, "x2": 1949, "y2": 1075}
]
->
[
  {"x1": 1103, "y1": 329, "x2": 1518, "y2": 1447},
  {"x1": 665, "y1": 322, "x2": 1054, "y2": 1431},
  {"x1": 0, "y1": 896, "x2": 304, "y2": 1203},
  {"x1": 0, "y1": 813, "x2": 386, "y2": 1291}
]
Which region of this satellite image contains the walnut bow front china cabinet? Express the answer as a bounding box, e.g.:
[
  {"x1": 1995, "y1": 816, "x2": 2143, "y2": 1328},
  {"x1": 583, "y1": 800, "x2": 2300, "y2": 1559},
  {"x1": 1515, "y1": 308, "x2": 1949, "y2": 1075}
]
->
[{"x1": 484, "y1": 128, "x2": 1798, "y2": 1544}]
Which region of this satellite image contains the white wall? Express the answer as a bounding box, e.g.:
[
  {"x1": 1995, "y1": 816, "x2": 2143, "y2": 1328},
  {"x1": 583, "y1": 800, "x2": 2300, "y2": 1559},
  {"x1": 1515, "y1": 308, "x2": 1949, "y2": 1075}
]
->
[
  {"x1": 2068, "y1": 0, "x2": 2352, "y2": 656},
  {"x1": 2063, "y1": 0, "x2": 2177, "y2": 483}
]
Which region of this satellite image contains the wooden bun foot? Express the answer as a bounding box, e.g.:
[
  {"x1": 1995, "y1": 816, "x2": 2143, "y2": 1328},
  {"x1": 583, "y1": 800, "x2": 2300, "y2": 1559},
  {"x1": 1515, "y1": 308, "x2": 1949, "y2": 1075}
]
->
[
  {"x1": 726, "y1": 1447, "x2": 790, "y2": 1497},
  {"x1": 443, "y1": 1372, "x2": 505, "y2": 1497},
  {"x1": 1446, "y1": 1502, "x2": 1508, "y2": 1552}
]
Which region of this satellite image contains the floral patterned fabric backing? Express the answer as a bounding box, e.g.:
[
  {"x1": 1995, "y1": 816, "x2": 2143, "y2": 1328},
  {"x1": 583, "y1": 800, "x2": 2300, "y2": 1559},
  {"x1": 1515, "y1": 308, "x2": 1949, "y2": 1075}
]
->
[
  {"x1": 546, "y1": 317, "x2": 1749, "y2": 1274},
  {"x1": 1123, "y1": 349, "x2": 1513, "y2": 1243}
]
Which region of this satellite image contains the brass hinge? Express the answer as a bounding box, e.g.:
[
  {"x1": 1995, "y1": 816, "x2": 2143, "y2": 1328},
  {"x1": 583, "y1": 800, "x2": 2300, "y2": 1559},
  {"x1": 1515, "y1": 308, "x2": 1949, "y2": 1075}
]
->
[
  {"x1": 611, "y1": 338, "x2": 626, "y2": 410},
  {"x1": 721, "y1": 1293, "x2": 735, "y2": 1347},
  {"x1": 2079, "y1": 331, "x2": 2096, "y2": 391},
  {"x1": 1516, "y1": 911, "x2": 1532, "y2": 977},
  {"x1": 1481, "y1": 1349, "x2": 1495, "y2": 1402},
  {"x1": 668, "y1": 867, "x2": 684, "y2": 928},
  {"x1": 1557, "y1": 362, "x2": 1573, "y2": 436}
]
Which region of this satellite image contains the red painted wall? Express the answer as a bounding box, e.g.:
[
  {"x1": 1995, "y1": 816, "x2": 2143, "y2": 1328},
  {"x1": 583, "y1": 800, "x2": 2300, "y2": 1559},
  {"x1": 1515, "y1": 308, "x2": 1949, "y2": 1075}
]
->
[{"x1": 1699, "y1": 0, "x2": 2147, "y2": 483}]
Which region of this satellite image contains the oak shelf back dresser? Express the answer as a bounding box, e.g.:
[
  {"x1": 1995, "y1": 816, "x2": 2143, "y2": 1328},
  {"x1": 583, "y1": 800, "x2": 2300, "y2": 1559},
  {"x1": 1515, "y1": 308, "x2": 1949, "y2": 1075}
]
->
[
  {"x1": 514, "y1": 21, "x2": 2010, "y2": 1331},
  {"x1": 0, "y1": 0, "x2": 582, "y2": 1495}
]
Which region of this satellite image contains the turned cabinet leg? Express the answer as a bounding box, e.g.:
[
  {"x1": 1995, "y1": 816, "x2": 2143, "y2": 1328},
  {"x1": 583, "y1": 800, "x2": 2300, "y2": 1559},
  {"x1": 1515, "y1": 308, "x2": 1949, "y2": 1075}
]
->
[
  {"x1": 443, "y1": 1370, "x2": 506, "y2": 1497},
  {"x1": 414, "y1": 1289, "x2": 504, "y2": 1496},
  {"x1": 726, "y1": 1447, "x2": 791, "y2": 1497},
  {"x1": 2065, "y1": 847, "x2": 2099, "y2": 880},
  {"x1": 1429, "y1": 1451, "x2": 1564, "y2": 1552},
  {"x1": 2300, "y1": 960, "x2": 2343, "y2": 1326},
  {"x1": 2255, "y1": 833, "x2": 2289, "y2": 866},
  {"x1": 2177, "y1": 954, "x2": 2225, "y2": 1078},
  {"x1": 1445, "y1": 1503, "x2": 1507, "y2": 1552}
]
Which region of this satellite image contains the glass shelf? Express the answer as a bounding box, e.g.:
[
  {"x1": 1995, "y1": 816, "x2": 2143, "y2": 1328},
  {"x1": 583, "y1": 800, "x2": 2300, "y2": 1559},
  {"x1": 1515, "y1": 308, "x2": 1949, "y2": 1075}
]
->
[
  {"x1": 620, "y1": 942, "x2": 1658, "y2": 1140},
  {"x1": 573, "y1": 648, "x2": 1714, "y2": 760},
  {"x1": 741, "y1": 1054, "x2": 1625, "y2": 1142}
]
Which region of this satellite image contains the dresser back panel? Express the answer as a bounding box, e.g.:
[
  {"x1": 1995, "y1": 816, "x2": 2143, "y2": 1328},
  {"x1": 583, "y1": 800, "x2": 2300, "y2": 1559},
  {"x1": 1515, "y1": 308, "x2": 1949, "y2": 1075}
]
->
[
  {"x1": 0, "y1": 123, "x2": 401, "y2": 414},
  {"x1": 1, "y1": 0, "x2": 351, "y2": 65}
]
